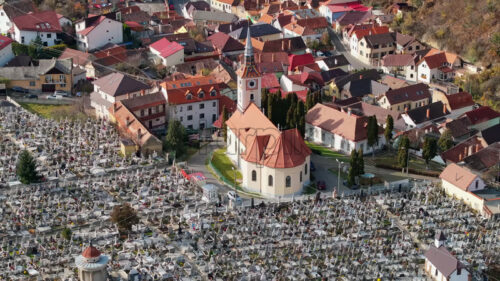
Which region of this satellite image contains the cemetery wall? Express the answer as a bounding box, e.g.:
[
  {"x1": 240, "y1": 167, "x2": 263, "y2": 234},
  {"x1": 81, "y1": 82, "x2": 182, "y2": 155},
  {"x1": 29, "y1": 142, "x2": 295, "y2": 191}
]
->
[{"x1": 442, "y1": 180, "x2": 486, "y2": 215}]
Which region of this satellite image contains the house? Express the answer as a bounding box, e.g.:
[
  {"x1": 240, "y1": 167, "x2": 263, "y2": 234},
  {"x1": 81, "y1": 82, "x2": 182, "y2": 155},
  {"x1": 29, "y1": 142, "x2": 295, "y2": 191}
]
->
[
  {"x1": 176, "y1": 38, "x2": 215, "y2": 61},
  {"x1": 11, "y1": 11, "x2": 61, "y2": 46},
  {"x1": 75, "y1": 15, "x2": 123, "y2": 51},
  {"x1": 110, "y1": 100, "x2": 163, "y2": 156},
  {"x1": 327, "y1": 69, "x2": 380, "y2": 98},
  {"x1": 116, "y1": 92, "x2": 167, "y2": 133},
  {"x1": 340, "y1": 79, "x2": 389, "y2": 101},
  {"x1": 160, "y1": 83, "x2": 223, "y2": 130},
  {"x1": 441, "y1": 136, "x2": 487, "y2": 164},
  {"x1": 332, "y1": 10, "x2": 372, "y2": 33},
  {"x1": 380, "y1": 54, "x2": 416, "y2": 81},
  {"x1": 90, "y1": 72, "x2": 152, "y2": 119},
  {"x1": 319, "y1": 1, "x2": 370, "y2": 24},
  {"x1": 378, "y1": 83, "x2": 431, "y2": 113},
  {"x1": 217, "y1": 19, "x2": 249, "y2": 34},
  {"x1": 306, "y1": 103, "x2": 386, "y2": 154},
  {"x1": 335, "y1": 101, "x2": 405, "y2": 131},
  {"x1": 280, "y1": 71, "x2": 324, "y2": 93},
  {"x1": 283, "y1": 17, "x2": 329, "y2": 43},
  {"x1": 416, "y1": 49, "x2": 462, "y2": 84},
  {"x1": 432, "y1": 91, "x2": 475, "y2": 119},
  {"x1": 316, "y1": 54, "x2": 350, "y2": 72},
  {"x1": 380, "y1": 75, "x2": 409, "y2": 89},
  {"x1": 442, "y1": 117, "x2": 475, "y2": 143},
  {"x1": 356, "y1": 32, "x2": 396, "y2": 66},
  {"x1": 182, "y1": 1, "x2": 211, "y2": 19},
  {"x1": 0, "y1": 58, "x2": 72, "y2": 93},
  {"x1": 347, "y1": 25, "x2": 389, "y2": 58},
  {"x1": 464, "y1": 143, "x2": 500, "y2": 172},
  {"x1": 207, "y1": 32, "x2": 245, "y2": 56},
  {"x1": 461, "y1": 106, "x2": 500, "y2": 131},
  {"x1": 210, "y1": 0, "x2": 238, "y2": 13},
  {"x1": 439, "y1": 163, "x2": 500, "y2": 218},
  {"x1": 401, "y1": 101, "x2": 450, "y2": 129},
  {"x1": 192, "y1": 10, "x2": 238, "y2": 25},
  {"x1": 229, "y1": 23, "x2": 282, "y2": 42},
  {"x1": 257, "y1": 37, "x2": 307, "y2": 54},
  {"x1": 149, "y1": 38, "x2": 185, "y2": 67},
  {"x1": 0, "y1": 35, "x2": 14, "y2": 66},
  {"x1": 424, "y1": 231, "x2": 470, "y2": 281},
  {"x1": 395, "y1": 33, "x2": 424, "y2": 54},
  {"x1": 480, "y1": 124, "x2": 500, "y2": 145},
  {"x1": 0, "y1": 0, "x2": 36, "y2": 34},
  {"x1": 57, "y1": 13, "x2": 72, "y2": 28},
  {"x1": 288, "y1": 53, "x2": 315, "y2": 73}
]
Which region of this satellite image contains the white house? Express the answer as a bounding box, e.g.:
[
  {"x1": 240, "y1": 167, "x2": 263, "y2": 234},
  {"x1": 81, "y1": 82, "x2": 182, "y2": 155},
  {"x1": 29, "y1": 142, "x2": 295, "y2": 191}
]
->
[
  {"x1": 0, "y1": 35, "x2": 14, "y2": 66},
  {"x1": 11, "y1": 11, "x2": 61, "y2": 46},
  {"x1": 306, "y1": 103, "x2": 386, "y2": 154},
  {"x1": 225, "y1": 29, "x2": 312, "y2": 198},
  {"x1": 424, "y1": 231, "x2": 470, "y2": 281},
  {"x1": 90, "y1": 72, "x2": 152, "y2": 119},
  {"x1": 0, "y1": 0, "x2": 36, "y2": 35},
  {"x1": 210, "y1": 0, "x2": 235, "y2": 13},
  {"x1": 279, "y1": 74, "x2": 308, "y2": 92},
  {"x1": 57, "y1": 13, "x2": 72, "y2": 28},
  {"x1": 416, "y1": 50, "x2": 461, "y2": 84},
  {"x1": 149, "y1": 38, "x2": 184, "y2": 67},
  {"x1": 75, "y1": 15, "x2": 123, "y2": 52}
]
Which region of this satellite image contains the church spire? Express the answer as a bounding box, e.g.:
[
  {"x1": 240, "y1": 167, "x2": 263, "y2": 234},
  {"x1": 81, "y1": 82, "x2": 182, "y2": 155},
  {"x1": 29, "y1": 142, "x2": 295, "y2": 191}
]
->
[{"x1": 244, "y1": 26, "x2": 254, "y2": 65}]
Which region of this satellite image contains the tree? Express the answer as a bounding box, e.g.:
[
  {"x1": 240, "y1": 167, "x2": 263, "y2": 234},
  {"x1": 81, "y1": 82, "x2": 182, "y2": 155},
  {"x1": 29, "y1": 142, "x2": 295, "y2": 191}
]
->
[
  {"x1": 347, "y1": 166, "x2": 356, "y2": 187},
  {"x1": 366, "y1": 116, "x2": 379, "y2": 157},
  {"x1": 357, "y1": 149, "x2": 364, "y2": 175},
  {"x1": 221, "y1": 106, "x2": 229, "y2": 142},
  {"x1": 438, "y1": 129, "x2": 454, "y2": 152},
  {"x1": 61, "y1": 228, "x2": 72, "y2": 241},
  {"x1": 305, "y1": 90, "x2": 313, "y2": 111},
  {"x1": 397, "y1": 136, "x2": 410, "y2": 170},
  {"x1": 349, "y1": 149, "x2": 359, "y2": 178},
  {"x1": 384, "y1": 115, "x2": 394, "y2": 148},
  {"x1": 110, "y1": 203, "x2": 139, "y2": 234},
  {"x1": 261, "y1": 89, "x2": 268, "y2": 115},
  {"x1": 422, "y1": 137, "x2": 438, "y2": 169},
  {"x1": 320, "y1": 32, "x2": 331, "y2": 47},
  {"x1": 163, "y1": 120, "x2": 186, "y2": 158},
  {"x1": 16, "y1": 150, "x2": 39, "y2": 184}
]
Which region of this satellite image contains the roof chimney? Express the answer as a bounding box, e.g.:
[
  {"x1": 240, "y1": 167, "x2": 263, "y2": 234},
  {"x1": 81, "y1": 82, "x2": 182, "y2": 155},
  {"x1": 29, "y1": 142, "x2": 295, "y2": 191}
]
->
[
  {"x1": 288, "y1": 39, "x2": 291, "y2": 50},
  {"x1": 475, "y1": 143, "x2": 480, "y2": 153},
  {"x1": 426, "y1": 108, "x2": 430, "y2": 119},
  {"x1": 272, "y1": 53, "x2": 275, "y2": 61},
  {"x1": 468, "y1": 145, "x2": 473, "y2": 157},
  {"x1": 464, "y1": 146, "x2": 468, "y2": 157},
  {"x1": 282, "y1": 40, "x2": 285, "y2": 50},
  {"x1": 443, "y1": 103, "x2": 447, "y2": 114},
  {"x1": 459, "y1": 153, "x2": 462, "y2": 161},
  {"x1": 334, "y1": 58, "x2": 337, "y2": 65},
  {"x1": 347, "y1": 107, "x2": 351, "y2": 115}
]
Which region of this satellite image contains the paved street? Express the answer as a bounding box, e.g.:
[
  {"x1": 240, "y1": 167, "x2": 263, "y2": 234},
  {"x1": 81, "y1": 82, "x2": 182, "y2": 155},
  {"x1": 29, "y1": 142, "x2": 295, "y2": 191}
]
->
[{"x1": 328, "y1": 27, "x2": 376, "y2": 70}]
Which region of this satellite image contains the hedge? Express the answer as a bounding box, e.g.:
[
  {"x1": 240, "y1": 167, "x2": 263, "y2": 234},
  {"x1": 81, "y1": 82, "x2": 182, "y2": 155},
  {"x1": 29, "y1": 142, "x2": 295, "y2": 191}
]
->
[{"x1": 375, "y1": 163, "x2": 440, "y2": 177}]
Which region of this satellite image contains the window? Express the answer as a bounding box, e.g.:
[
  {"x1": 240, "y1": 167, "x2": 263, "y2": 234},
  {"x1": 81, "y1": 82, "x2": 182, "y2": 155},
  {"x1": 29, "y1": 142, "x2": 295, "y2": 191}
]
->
[
  {"x1": 187, "y1": 105, "x2": 192, "y2": 111},
  {"x1": 187, "y1": 115, "x2": 193, "y2": 120},
  {"x1": 198, "y1": 91, "x2": 205, "y2": 98},
  {"x1": 180, "y1": 116, "x2": 183, "y2": 121},
  {"x1": 180, "y1": 106, "x2": 183, "y2": 112},
  {"x1": 141, "y1": 109, "x2": 145, "y2": 117},
  {"x1": 457, "y1": 268, "x2": 461, "y2": 275},
  {"x1": 475, "y1": 180, "x2": 478, "y2": 189},
  {"x1": 199, "y1": 103, "x2": 204, "y2": 109},
  {"x1": 29, "y1": 81, "x2": 35, "y2": 86},
  {"x1": 212, "y1": 101, "x2": 216, "y2": 107},
  {"x1": 47, "y1": 33, "x2": 51, "y2": 38},
  {"x1": 210, "y1": 90, "x2": 217, "y2": 96},
  {"x1": 285, "y1": 176, "x2": 291, "y2": 187},
  {"x1": 21, "y1": 36, "x2": 24, "y2": 44},
  {"x1": 200, "y1": 113, "x2": 204, "y2": 119},
  {"x1": 300, "y1": 172, "x2": 302, "y2": 182},
  {"x1": 43, "y1": 42, "x2": 47, "y2": 46},
  {"x1": 250, "y1": 94, "x2": 254, "y2": 101},
  {"x1": 252, "y1": 170, "x2": 256, "y2": 181},
  {"x1": 212, "y1": 114, "x2": 216, "y2": 122},
  {"x1": 268, "y1": 175, "x2": 273, "y2": 186},
  {"x1": 305, "y1": 164, "x2": 308, "y2": 175},
  {"x1": 148, "y1": 108, "x2": 152, "y2": 115},
  {"x1": 186, "y1": 94, "x2": 192, "y2": 100},
  {"x1": 188, "y1": 125, "x2": 193, "y2": 129},
  {"x1": 435, "y1": 269, "x2": 438, "y2": 276}
]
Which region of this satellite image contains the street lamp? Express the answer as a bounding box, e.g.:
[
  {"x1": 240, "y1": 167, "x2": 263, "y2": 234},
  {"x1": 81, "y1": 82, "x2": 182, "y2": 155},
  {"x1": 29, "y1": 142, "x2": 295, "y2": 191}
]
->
[
  {"x1": 336, "y1": 159, "x2": 342, "y2": 190},
  {"x1": 231, "y1": 167, "x2": 236, "y2": 190}
]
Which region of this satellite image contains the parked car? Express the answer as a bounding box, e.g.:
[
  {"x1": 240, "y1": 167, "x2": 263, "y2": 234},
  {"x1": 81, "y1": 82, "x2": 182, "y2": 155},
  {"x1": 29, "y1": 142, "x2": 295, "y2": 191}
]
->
[
  {"x1": 47, "y1": 94, "x2": 62, "y2": 100},
  {"x1": 12, "y1": 86, "x2": 29, "y2": 93},
  {"x1": 75, "y1": 92, "x2": 83, "y2": 97},
  {"x1": 316, "y1": 180, "x2": 326, "y2": 190},
  {"x1": 310, "y1": 162, "x2": 316, "y2": 172},
  {"x1": 227, "y1": 191, "x2": 242, "y2": 205},
  {"x1": 54, "y1": 90, "x2": 69, "y2": 97},
  {"x1": 26, "y1": 94, "x2": 38, "y2": 99}
]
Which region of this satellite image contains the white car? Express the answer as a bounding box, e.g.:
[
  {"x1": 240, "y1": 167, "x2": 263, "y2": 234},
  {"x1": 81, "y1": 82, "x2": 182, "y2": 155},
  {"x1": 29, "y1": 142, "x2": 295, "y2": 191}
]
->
[
  {"x1": 47, "y1": 94, "x2": 62, "y2": 100},
  {"x1": 227, "y1": 191, "x2": 242, "y2": 204}
]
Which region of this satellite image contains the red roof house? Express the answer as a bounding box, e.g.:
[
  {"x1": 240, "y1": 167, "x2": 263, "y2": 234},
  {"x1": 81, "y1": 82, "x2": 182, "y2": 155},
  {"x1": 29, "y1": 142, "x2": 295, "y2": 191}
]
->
[
  {"x1": 289, "y1": 53, "x2": 315, "y2": 72},
  {"x1": 149, "y1": 38, "x2": 185, "y2": 67}
]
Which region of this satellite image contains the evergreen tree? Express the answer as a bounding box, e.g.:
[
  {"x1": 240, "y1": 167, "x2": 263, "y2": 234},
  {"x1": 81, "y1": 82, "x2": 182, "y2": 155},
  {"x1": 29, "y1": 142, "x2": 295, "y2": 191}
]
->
[
  {"x1": 357, "y1": 148, "x2": 364, "y2": 175},
  {"x1": 313, "y1": 92, "x2": 321, "y2": 105},
  {"x1": 366, "y1": 116, "x2": 379, "y2": 157},
  {"x1": 221, "y1": 106, "x2": 228, "y2": 142},
  {"x1": 298, "y1": 116, "x2": 305, "y2": 137},
  {"x1": 286, "y1": 105, "x2": 295, "y2": 129},
  {"x1": 261, "y1": 89, "x2": 268, "y2": 115},
  {"x1": 422, "y1": 137, "x2": 438, "y2": 168},
  {"x1": 347, "y1": 166, "x2": 356, "y2": 187},
  {"x1": 397, "y1": 136, "x2": 410, "y2": 170},
  {"x1": 384, "y1": 115, "x2": 394, "y2": 148},
  {"x1": 16, "y1": 150, "x2": 39, "y2": 184},
  {"x1": 295, "y1": 100, "x2": 305, "y2": 131},
  {"x1": 163, "y1": 120, "x2": 186, "y2": 158},
  {"x1": 438, "y1": 129, "x2": 454, "y2": 152},
  {"x1": 349, "y1": 149, "x2": 359, "y2": 177},
  {"x1": 267, "y1": 93, "x2": 274, "y2": 122},
  {"x1": 305, "y1": 90, "x2": 313, "y2": 111}
]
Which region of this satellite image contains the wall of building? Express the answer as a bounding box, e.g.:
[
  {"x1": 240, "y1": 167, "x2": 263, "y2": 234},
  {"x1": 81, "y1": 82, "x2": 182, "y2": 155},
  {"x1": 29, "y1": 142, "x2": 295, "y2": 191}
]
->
[
  {"x1": 169, "y1": 99, "x2": 219, "y2": 130},
  {"x1": 357, "y1": 38, "x2": 395, "y2": 66},
  {"x1": 0, "y1": 9, "x2": 12, "y2": 34},
  {"x1": 13, "y1": 27, "x2": 58, "y2": 46},
  {"x1": 378, "y1": 95, "x2": 429, "y2": 113},
  {"x1": 163, "y1": 48, "x2": 185, "y2": 67},
  {"x1": 0, "y1": 43, "x2": 14, "y2": 66},
  {"x1": 442, "y1": 180, "x2": 485, "y2": 214},
  {"x1": 78, "y1": 19, "x2": 123, "y2": 51}
]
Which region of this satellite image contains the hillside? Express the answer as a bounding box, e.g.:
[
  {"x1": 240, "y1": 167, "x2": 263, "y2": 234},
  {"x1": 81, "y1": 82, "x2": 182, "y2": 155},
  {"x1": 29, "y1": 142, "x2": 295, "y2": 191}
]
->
[{"x1": 362, "y1": 0, "x2": 500, "y2": 65}]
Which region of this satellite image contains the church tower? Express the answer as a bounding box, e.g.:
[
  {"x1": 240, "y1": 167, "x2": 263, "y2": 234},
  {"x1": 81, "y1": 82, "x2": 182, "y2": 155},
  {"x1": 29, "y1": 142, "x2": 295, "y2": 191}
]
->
[
  {"x1": 237, "y1": 27, "x2": 262, "y2": 112},
  {"x1": 75, "y1": 243, "x2": 109, "y2": 281}
]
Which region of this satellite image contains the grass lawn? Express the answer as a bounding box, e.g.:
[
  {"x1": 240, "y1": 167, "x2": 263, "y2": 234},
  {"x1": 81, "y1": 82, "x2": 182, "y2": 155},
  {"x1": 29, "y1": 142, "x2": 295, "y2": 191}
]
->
[
  {"x1": 20, "y1": 102, "x2": 86, "y2": 120},
  {"x1": 211, "y1": 148, "x2": 242, "y2": 186},
  {"x1": 374, "y1": 152, "x2": 444, "y2": 172},
  {"x1": 306, "y1": 141, "x2": 349, "y2": 162}
]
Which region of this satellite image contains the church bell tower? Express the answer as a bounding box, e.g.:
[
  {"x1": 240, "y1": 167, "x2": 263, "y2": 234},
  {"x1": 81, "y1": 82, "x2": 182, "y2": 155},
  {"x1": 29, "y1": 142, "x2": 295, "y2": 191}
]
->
[{"x1": 237, "y1": 27, "x2": 262, "y2": 112}]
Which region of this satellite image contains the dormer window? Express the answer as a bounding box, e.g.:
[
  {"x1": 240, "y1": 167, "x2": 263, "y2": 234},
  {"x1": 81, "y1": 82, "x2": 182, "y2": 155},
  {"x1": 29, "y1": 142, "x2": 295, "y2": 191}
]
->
[
  {"x1": 210, "y1": 90, "x2": 217, "y2": 96},
  {"x1": 186, "y1": 93, "x2": 192, "y2": 100},
  {"x1": 198, "y1": 91, "x2": 205, "y2": 98}
]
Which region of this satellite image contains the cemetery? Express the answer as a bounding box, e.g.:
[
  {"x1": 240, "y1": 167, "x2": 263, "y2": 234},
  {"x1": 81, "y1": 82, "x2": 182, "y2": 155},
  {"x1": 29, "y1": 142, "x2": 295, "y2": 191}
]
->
[{"x1": 0, "y1": 104, "x2": 498, "y2": 280}]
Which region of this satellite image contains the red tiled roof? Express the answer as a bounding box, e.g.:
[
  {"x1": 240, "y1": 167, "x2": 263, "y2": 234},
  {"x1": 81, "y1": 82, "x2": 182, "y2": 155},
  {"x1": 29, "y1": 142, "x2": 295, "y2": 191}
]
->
[
  {"x1": 150, "y1": 38, "x2": 184, "y2": 58},
  {"x1": 439, "y1": 163, "x2": 479, "y2": 191},
  {"x1": 261, "y1": 73, "x2": 280, "y2": 89},
  {"x1": 353, "y1": 25, "x2": 389, "y2": 40},
  {"x1": 12, "y1": 10, "x2": 61, "y2": 33},
  {"x1": 213, "y1": 95, "x2": 236, "y2": 128},
  {"x1": 77, "y1": 16, "x2": 106, "y2": 36},
  {"x1": 445, "y1": 92, "x2": 475, "y2": 111},
  {"x1": 381, "y1": 54, "x2": 414, "y2": 67},
  {"x1": 59, "y1": 48, "x2": 93, "y2": 66},
  {"x1": 306, "y1": 103, "x2": 373, "y2": 142},
  {"x1": 165, "y1": 84, "x2": 221, "y2": 105},
  {"x1": 0, "y1": 35, "x2": 13, "y2": 51},
  {"x1": 288, "y1": 53, "x2": 315, "y2": 71},
  {"x1": 82, "y1": 246, "x2": 100, "y2": 258},
  {"x1": 281, "y1": 90, "x2": 308, "y2": 102},
  {"x1": 207, "y1": 32, "x2": 245, "y2": 53},
  {"x1": 441, "y1": 136, "x2": 485, "y2": 164},
  {"x1": 464, "y1": 106, "x2": 500, "y2": 125}
]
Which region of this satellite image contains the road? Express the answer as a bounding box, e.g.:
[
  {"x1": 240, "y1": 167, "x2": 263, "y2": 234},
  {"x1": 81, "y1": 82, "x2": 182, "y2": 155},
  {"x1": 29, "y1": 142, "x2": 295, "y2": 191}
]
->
[{"x1": 328, "y1": 27, "x2": 374, "y2": 71}]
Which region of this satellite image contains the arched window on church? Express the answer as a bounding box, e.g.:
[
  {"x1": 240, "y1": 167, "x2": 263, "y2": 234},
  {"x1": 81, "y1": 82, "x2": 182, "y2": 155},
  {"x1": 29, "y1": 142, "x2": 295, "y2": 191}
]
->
[
  {"x1": 252, "y1": 170, "x2": 256, "y2": 181},
  {"x1": 305, "y1": 163, "x2": 308, "y2": 175},
  {"x1": 285, "y1": 176, "x2": 291, "y2": 187},
  {"x1": 268, "y1": 175, "x2": 273, "y2": 187},
  {"x1": 300, "y1": 172, "x2": 302, "y2": 182},
  {"x1": 250, "y1": 94, "x2": 254, "y2": 101}
]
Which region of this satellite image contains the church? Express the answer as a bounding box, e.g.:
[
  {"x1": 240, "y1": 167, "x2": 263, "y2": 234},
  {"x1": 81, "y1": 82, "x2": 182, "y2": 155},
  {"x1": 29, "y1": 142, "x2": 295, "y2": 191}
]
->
[{"x1": 225, "y1": 28, "x2": 312, "y2": 197}]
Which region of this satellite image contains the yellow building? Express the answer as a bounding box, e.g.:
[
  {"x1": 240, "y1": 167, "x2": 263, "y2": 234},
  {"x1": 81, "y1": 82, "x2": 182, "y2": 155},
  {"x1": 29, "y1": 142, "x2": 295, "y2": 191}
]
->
[
  {"x1": 120, "y1": 138, "x2": 138, "y2": 157},
  {"x1": 0, "y1": 58, "x2": 73, "y2": 93},
  {"x1": 379, "y1": 83, "x2": 431, "y2": 113}
]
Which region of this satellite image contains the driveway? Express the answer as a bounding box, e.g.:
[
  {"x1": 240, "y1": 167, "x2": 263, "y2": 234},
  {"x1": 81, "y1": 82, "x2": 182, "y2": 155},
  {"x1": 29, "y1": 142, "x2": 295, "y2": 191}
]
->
[{"x1": 311, "y1": 154, "x2": 353, "y2": 195}]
